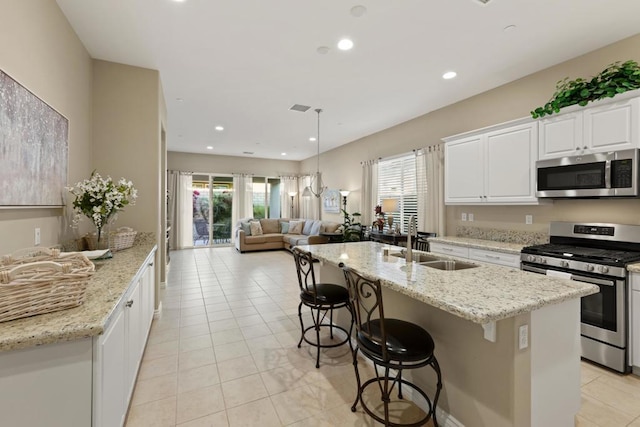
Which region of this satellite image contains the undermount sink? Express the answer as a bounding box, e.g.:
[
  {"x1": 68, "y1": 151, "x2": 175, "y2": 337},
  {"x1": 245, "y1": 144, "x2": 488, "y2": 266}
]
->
[
  {"x1": 389, "y1": 252, "x2": 441, "y2": 263},
  {"x1": 419, "y1": 260, "x2": 478, "y2": 271},
  {"x1": 393, "y1": 251, "x2": 479, "y2": 271}
]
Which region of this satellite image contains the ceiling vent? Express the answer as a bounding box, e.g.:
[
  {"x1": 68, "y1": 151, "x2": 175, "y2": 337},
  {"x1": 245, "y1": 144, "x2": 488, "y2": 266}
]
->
[
  {"x1": 289, "y1": 104, "x2": 311, "y2": 113},
  {"x1": 475, "y1": 0, "x2": 491, "y2": 3},
  {"x1": 243, "y1": 151, "x2": 254, "y2": 155}
]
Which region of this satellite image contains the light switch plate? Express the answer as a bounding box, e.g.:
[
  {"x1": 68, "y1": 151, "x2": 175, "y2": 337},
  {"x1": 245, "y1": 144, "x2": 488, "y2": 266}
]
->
[
  {"x1": 468, "y1": 213, "x2": 474, "y2": 222},
  {"x1": 35, "y1": 228, "x2": 41, "y2": 245},
  {"x1": 461, "y1": 213, "x2": 467, "y2": 221},
  {"x1": 525, "y1": 215, "x2": 533, "y2": 225}
]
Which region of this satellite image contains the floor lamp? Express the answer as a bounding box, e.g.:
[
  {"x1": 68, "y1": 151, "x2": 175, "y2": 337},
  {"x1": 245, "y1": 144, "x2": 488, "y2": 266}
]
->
[
  {"x1": 288, "y1": 191, "x2": 297, "y2": 218},
  {"x1": 339, "y1": 190, "x2": 350, "y2": 212}
]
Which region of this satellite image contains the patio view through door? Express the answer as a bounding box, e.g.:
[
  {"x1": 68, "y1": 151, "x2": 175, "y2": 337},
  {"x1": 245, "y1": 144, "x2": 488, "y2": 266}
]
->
[{"x1": 192, "y1": 174, "x2": 233, "y2": 246}]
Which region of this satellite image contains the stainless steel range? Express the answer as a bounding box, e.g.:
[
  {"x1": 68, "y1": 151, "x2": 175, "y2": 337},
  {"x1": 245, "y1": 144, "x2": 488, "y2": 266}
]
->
[{"x1": 521, "y1": 222, "x2": 640, "y2": 373}]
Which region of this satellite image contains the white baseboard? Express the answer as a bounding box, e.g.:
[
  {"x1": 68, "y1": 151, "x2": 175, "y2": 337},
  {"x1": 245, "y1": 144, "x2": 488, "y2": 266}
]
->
[{"x1": 153, "y1": 301, "x2": 162, "y2": 318}]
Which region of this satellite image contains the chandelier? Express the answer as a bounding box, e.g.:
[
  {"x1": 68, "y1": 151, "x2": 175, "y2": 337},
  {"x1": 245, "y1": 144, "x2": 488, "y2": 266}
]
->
[{"x1": 302, "y1": 108, "x2": 327, "y2": 198}]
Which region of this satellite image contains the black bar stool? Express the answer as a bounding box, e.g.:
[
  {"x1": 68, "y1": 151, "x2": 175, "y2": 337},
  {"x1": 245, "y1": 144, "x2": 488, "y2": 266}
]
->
[
  {"x1": 292, "y1": 247, "x2": 354, "y2": 368},
  {"x1": 342, "y1": 266, "x2": 442, "y2": 427}
]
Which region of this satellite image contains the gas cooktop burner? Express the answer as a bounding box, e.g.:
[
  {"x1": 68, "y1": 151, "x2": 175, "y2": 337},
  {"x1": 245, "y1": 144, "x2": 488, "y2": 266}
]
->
[{"x1": 522, "y1": 243, "x2": 640, "y2": 266}]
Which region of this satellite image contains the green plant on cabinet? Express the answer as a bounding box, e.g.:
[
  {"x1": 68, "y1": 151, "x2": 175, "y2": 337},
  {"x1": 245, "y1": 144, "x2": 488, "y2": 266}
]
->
[{"x1": 531, "y1": 60, "x2": 640, "y2": 119}]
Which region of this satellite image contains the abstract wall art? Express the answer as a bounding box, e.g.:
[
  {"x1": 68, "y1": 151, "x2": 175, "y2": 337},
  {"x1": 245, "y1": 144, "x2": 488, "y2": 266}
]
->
[{"x1": 0, "y1": 69, "x2": 68, "y2": 207}]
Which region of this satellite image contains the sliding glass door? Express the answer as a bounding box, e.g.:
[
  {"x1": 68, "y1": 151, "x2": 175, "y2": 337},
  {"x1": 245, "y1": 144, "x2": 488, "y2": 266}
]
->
[{"x1": 192, "y1": 175, "x2": 233, "y2": 247}]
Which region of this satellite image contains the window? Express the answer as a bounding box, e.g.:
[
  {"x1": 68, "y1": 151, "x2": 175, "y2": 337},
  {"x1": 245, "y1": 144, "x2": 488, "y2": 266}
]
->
[{"x1": 377, "y1": 153, "x2": 417, "y2": 233}]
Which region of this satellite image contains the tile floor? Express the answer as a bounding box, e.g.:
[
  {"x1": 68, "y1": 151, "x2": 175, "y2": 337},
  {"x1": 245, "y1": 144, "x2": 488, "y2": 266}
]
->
[{"x1": 125, "y1": 247, "x2": 640, "y2": 427}]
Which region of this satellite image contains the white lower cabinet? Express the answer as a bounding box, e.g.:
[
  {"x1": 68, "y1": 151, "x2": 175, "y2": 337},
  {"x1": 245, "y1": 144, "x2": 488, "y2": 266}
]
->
[
  {"x1": 430, "y1": 242, "x2": 520, "y2": 269},
  {"x1": 93, "y1": 249, "x2": 156, "y2": 427},
  {"x1": 631, "y1": 273, "x2": 640, "y2": 374},
  {"x1": 95, "y1": 309, "x2": 126, "y2": 427}
]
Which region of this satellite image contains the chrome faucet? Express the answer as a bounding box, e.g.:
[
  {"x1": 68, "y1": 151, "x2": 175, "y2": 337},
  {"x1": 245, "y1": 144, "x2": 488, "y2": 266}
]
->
[{"x1": 406, "y1": 215, "x2": 417, "y2": 263}]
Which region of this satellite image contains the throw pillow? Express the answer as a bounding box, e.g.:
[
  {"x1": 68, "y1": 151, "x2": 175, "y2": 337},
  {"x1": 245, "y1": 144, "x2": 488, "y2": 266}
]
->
[
  {"x1": 249, "y1": 221, "x2": 263, "y2": 236},
  {"x1": 240, "y1": 222, "x2": 252, "y2": 236},
  {"x1": 289, "y1": 220, "x2": 303, "y2": 234},
  {"x1": 309, "y1": 220, "x2": 322, "y2": 236},
  {"x1": 280, "y1": 221, "x2": 290, "y2": 234}
]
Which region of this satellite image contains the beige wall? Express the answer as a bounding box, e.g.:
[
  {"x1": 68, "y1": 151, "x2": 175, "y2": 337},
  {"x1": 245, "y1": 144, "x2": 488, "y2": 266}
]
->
[
  {"x1": 0, "y1": 0, "x2": 93, "y2": 254},
  {"x1": 92, "y1": 60, "x2": 166, "y2": 291},
  {"x1": 92, "y1": 60, "x2": 162, "y2": 235}
]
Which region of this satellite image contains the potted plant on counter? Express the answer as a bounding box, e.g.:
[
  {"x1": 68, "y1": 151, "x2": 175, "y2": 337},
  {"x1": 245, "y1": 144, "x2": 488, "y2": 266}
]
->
[{"x1": 67, "y1": 171, "x2": 138, "y2": 250}]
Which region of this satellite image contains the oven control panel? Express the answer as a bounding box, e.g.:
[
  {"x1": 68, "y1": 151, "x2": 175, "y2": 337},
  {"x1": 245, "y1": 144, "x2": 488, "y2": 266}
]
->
[{"x1": 573, "y1": 225, "x2": 615, "y2": 236}]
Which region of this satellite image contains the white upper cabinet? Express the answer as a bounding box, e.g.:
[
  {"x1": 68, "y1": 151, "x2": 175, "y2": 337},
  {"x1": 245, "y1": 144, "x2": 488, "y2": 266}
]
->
[
  {"x1": 539, "y1": 91, "x2": 640, "y2": 160},
  {"x1": 445, "y1": 119, "x2": 540, "y2": 205}
]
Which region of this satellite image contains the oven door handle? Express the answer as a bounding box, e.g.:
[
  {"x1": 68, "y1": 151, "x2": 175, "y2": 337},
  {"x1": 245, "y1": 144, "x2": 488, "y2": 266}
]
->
[{"x1": 571, "y1": 273, "x2": 614, "y2": 287}]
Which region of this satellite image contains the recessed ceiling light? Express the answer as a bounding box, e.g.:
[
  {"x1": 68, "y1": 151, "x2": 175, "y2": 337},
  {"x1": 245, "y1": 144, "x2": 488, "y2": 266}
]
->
[
  {"x1": 215, "y1": 125, "x2": 224, "y2": 131},
  {"x1": 442, "y1": 71, "x2": 457, "y2": 80},
  {"x1": 503, "y1": 25, "x2": 517, "y2": 32},
  {"x1": 350, "y1": 5, "x2": 367, "y2": 17},
  {"x1": 281, "y1": 152, "x2": 287, "y2": 156},
  {"x1": 317, "y1": 46, "x2": 330, "y2": 55},
  {"x1": 309, "y1": 137, "x2": 316, "y2": 142},
  {"x1": 206, "y1": 146, "x2": 213, "y2": 150},
  {"x1": 337, "y1": 38, "x2": 354, "y2": 51},
  {"x1": 172, "y1": 0, "x2": 187, "y2": 3}
]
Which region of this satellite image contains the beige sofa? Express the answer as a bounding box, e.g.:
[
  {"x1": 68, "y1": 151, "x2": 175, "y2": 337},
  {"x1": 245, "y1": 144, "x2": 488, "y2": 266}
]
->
[{"x1": 234, "y1": 218, "x2": 341, "y2": 253}]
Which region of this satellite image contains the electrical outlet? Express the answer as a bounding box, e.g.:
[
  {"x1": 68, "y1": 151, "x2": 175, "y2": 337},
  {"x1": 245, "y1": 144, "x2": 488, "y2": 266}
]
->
[
  {"x1": 35, "y1": 228, "x2": 41, "y2": 245},
  {"x1": 468, "y1": 213, "x2": 474, "y2": 222},
  {"x1": 519, "y1": 325, "x2": 529, "y2": 350},
  {"x1": 525, "y1": 215, "x2": 533, "y2": 225},
  {"x1": 461, "y1": 213, "x2": 467, "y2": 221}
]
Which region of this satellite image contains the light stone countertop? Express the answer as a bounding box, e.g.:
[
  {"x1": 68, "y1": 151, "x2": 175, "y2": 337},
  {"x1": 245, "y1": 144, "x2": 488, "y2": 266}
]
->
[
  {"x1": 302, "y1": 241, "x2": 598, "y2": 324},
  {"x1": 0, "y1": 233, "x2": 157, "y2": 352},
  {"x1": 428, "y1": 236, "x2": 526, "y2": 255},
  {"x1": 627, "y1": 263, "x2": 640, "y2": 273}
]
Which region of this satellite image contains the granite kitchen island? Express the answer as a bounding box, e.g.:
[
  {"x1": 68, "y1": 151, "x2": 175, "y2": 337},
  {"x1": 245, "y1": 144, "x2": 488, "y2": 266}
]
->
[{"x1": 301, "y1": 241, "x2": 598, "y2": 427}]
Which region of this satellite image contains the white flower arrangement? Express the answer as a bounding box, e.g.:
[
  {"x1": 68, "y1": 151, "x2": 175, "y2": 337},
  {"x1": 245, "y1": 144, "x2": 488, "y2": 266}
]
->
[{"x1": 67, "y1": 171, "x2": 137, "y2": 241}]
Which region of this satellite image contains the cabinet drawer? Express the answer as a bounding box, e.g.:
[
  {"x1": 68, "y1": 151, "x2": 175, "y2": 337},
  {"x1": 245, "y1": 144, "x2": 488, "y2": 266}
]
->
[
  {"x1": 469, "y1": 248, "x2": 521, "y2": 268},
  {"x1": 430, "y1": 243, "x2": 469, "y2": 258}
]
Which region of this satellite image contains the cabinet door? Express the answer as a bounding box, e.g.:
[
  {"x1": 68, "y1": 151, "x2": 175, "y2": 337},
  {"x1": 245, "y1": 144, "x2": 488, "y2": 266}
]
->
[
  {"x1": 485, "y1": 122, "x2": 538, "y2": 203},
  {"x1": 445, "y1": 135, "x2": 484, "y2": 204},
  {"x1": 141, "y1": 259, "x2": 155, "y2": 342},
  {"x1": 539, "y1": 111, "x2": 583, "y2": 159},
  {"x1": 95, "y1": 309, "x2": 126, "y2": 427},
  {"x1": 584, "y1": 97, "x2": 639, "y2": 153},
  {"x1": 125, "y1": 281, "x2": 143, "y2": 402}
]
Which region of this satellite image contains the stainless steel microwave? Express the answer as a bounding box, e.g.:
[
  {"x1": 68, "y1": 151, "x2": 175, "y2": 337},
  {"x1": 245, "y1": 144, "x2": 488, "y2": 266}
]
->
[{"x1": 536, "y1": 149, "x2": 640, "y2": 198}]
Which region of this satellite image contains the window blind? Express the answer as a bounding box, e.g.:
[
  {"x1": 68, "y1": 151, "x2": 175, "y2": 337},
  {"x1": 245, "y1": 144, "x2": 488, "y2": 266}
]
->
[{"x1": 377, "y1": 154, "x2": 417, "y2": 233}]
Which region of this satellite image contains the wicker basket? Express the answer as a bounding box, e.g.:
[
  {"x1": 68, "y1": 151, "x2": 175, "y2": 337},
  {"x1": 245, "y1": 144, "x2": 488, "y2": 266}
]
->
[
  {"x1": 1, "y1": 247, "x2": 94, "y2": 272},
  {"x1": 83, "y1": 227, "x2": 137, "y2": 252},
  {"x1": 109, "y1": 227, "x2": 137, "y2": 252},
  {"x1": 0, "y1": 259, "x2": 94, "y2": 323}
]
